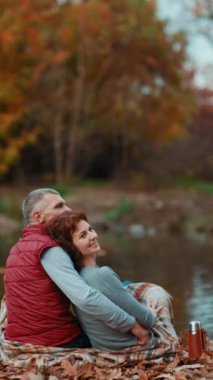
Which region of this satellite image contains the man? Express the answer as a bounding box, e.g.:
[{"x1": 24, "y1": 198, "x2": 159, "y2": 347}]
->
[{"x1": 4, "y1": 188, "x2": 146, "y2": 348}]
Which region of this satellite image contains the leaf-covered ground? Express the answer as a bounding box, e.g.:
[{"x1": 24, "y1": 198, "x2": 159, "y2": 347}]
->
[{"x1": 0, "y1": 349, "x2": 212, "y2": 380}]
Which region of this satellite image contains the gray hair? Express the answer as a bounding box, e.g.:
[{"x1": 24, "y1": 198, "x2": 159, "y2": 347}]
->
[{"x1": 22, "y1": 188, "x2": 60, "y2": 225}]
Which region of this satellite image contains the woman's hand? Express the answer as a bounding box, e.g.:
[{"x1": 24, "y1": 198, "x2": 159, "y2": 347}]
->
[{"x1": 131, "y1": 322, "x2": 149, "y2": 345}]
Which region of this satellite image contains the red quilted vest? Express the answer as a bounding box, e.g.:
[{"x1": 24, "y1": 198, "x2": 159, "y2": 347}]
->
[{"x1": 5, "y1": 224, "x2": 81, "y2": 346}]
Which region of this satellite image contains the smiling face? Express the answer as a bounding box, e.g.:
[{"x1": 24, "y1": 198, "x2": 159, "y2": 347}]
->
[{"x1": 72, "y1": 219, "x2": 101, "y2": 259}]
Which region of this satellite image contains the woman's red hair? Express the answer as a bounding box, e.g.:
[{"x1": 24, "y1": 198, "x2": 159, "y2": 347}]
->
[{"x1": 47, "y1": 210, "x2": 87, "y2": 271}]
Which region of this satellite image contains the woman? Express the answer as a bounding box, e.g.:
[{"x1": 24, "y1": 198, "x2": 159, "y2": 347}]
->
[{"x1": 47, "y1": 210, "x2": 179, "y2": 352}]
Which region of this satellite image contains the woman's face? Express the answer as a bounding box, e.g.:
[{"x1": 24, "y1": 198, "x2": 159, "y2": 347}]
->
[{"x1": 72, "y1": 219, "x2": 101, "y2": 257}]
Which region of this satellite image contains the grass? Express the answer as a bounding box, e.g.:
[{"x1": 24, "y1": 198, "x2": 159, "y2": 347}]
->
[
  {"x1": 164, "y1": 177, "x2": 213, "y2": 194},
  {"x1": 50, "y1": 178, "x2": 110, "y2": 196},
  {"x1": 70, "y1": 178, "x2": 110, "y2": 188}
]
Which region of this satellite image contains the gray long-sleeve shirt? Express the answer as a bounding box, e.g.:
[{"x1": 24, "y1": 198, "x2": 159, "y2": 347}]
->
[
  {"x1": 41, "y1": 247, "x2": 135, "y2": 334},
  {"x1": 74, "y1": 266, "x2": 156, "y2": 350}
]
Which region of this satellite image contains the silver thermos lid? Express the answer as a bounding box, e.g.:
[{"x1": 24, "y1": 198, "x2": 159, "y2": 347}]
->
[{"x1": 189, "y1": 320, "x2": 201, "y2": 333}]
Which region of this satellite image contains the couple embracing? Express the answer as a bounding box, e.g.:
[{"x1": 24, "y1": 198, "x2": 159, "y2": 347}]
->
[{"x1": 4, "y1": 188, "x2": 179, "y2": 356}]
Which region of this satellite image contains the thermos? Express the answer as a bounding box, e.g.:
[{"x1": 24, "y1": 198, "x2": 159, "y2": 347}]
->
[{"x1": 186, "y1": 321, "x2": 204, "y2": 360}]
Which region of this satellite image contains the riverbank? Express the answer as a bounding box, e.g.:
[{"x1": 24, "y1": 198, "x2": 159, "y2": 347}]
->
[{"x1": 0, "y1": 185, "x2": 212, "y2": 243}]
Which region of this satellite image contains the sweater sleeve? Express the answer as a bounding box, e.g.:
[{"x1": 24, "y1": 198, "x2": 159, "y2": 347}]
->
[
  {"x1": 41, "y1": 247, "x2": 136, "y2": 333},
  {"x1": 83, "y1": 266, "x2": 156, "y2": 329}
]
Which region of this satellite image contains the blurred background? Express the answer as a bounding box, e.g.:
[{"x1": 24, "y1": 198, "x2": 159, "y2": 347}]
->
[{"x1": 0, "y1": 0, "x2": 212, "y2": 338}]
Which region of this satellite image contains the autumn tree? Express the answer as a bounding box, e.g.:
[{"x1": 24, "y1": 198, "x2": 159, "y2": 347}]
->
[
  {"x1": 0, "y1": 0, "x2": 194, "y2": 183},
  {"x1": 0, "y1": 0, "x2": 58, "y2": 177},
  {"x1": 166, "y1": 0, "x2": 213, "y2": 86},
  {"x1": 187, "y1": 0, "x2": 213, "y2": 46},
  {"x1": 186, "y1": 88, "x2": 213, "y2": 180}
]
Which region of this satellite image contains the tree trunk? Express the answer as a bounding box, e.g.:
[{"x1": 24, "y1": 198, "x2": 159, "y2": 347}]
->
[
  {"x1": 65, "y1": 7, "x2": 86, "y2": 179},
  {"x1": 53, "y1": 67, "x2": 66, "y2": 183},
  {"x1": 53, "y1": 115, "x2": 63, "y2": 184}
]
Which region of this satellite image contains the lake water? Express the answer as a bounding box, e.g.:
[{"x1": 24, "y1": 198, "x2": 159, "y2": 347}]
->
[{"x1": 0, "y1": 231, "x2": 212, "y2": 339}]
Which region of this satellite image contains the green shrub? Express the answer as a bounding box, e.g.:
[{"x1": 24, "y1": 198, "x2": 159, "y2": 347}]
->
[
  {"x1": 50, "y1": 183, "x2": 71, "y2": 197},
  {"x1": 0, "y1": 197, "x2": 12, "y2": 215},
  {"x1": 104, "y1": 196, "x2": 132, "y2": 221},
  {"x1": 0, "y1": 196, "x2": 22, "y2": 218}
]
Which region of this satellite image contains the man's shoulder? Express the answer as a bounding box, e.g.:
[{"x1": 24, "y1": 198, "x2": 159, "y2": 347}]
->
[{"x1": 41, "y1": 246, "x2": 74, "y2": 266}]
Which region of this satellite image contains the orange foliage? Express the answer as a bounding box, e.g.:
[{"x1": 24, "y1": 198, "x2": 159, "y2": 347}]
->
[
  {"x1": 0, "y1": 349, "x2": 212, "y2": 379},
  {"x1": 0, "y1": 0, "x2": 194, "y2": 180}
]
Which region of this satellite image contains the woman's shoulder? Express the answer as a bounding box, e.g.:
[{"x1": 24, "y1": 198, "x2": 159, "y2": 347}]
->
[
  {"x1": 97, "y1": 266, "x2": 120, "y2": 282},
  {"x1": 99, "y1": 265, "x2": 112, "y2": 271},
  {"x1": 80, "y1": 266, "x2": 114, "y2": 279}
]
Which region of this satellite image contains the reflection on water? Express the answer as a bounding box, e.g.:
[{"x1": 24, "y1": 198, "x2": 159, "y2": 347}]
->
[
  {"x1": 186, "y1": 268, "x2": 213, "y2": 333},
  {"x1": 0, "y1": 231, "x2": 212, "y2": 338},
  {"x1": 99, "y1": 233, "x2": 213, "y2": 338}
]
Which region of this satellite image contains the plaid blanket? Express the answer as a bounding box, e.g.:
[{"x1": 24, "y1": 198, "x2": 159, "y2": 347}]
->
[{"x1": 0, "y1": 282, "x2": 180, "y2": 371}]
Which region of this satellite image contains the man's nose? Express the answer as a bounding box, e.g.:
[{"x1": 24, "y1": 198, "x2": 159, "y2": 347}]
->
[{"x1": 64, "y1": 204, "x2": 72, "y2": 211}]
